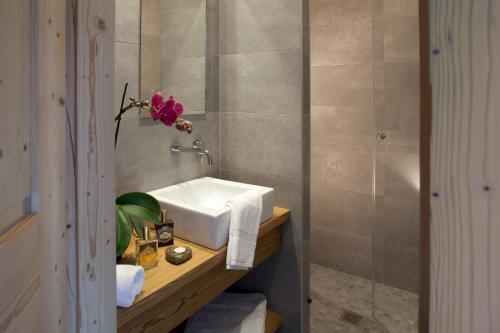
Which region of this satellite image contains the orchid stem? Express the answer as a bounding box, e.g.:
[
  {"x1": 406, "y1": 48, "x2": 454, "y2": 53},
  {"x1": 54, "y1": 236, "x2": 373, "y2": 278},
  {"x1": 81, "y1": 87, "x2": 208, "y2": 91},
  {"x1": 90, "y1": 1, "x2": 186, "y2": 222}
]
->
[{"x1": 115, "y1": 82, "x2": 128, "y2": 148}]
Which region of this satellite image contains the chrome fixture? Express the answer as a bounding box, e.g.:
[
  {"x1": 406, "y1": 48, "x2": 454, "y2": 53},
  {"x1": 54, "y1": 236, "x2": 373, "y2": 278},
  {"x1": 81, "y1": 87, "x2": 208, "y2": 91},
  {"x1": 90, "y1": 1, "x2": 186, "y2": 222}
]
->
[
  {"x1": 170, "y1": 139, "x2": 215, "y2": 166},
  {"x1": 376, "y1": 133, "x2": 387, "y2": 141}
]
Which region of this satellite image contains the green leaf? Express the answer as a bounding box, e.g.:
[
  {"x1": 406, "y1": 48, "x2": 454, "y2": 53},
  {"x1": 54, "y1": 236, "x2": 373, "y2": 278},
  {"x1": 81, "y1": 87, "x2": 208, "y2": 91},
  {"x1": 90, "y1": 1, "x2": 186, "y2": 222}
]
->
[
  {"x1": 116, "y1": 192, "x2": 161, "y2": 217},
  {"x1": 119, "y1": 204, "x2": 161, "y2": 225},
  {"x1": 116, "y1": 206, "x2": 132, "y2": 257},
  {"x1": 129, "y1": 214, "x2": 144, "y2": 240}
]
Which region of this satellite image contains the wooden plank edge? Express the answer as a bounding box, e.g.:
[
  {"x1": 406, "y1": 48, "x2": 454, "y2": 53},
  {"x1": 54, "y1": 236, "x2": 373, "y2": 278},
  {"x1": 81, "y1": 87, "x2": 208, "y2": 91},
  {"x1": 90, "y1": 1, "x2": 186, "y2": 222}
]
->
[
  {"x1": 0, "y1": 214, "x2": 38, "y2": 245},
  {"x1": 265, "y1": 310, "x2": 282, "y2": 333}
]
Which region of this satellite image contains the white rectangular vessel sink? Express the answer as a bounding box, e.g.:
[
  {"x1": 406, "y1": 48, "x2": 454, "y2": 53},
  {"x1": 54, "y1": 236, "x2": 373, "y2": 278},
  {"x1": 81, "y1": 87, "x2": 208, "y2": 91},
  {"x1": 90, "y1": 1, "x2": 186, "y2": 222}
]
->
[{"x1": 149, "y1": 177, "x2": 275, "y2": 250}]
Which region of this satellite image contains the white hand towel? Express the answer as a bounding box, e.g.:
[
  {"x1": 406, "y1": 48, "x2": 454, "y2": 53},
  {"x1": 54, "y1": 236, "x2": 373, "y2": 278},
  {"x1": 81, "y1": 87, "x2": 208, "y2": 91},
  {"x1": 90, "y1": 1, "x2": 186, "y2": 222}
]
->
[
  {"x1": 225, "y1": 189, "x2": 262, "y2": 270},
  {"x1": 116, "y1": 265, "x2": 144, "y2": 308},
  {"x1": 185, "y1": 293, "x2": 267, "y2": 333}
]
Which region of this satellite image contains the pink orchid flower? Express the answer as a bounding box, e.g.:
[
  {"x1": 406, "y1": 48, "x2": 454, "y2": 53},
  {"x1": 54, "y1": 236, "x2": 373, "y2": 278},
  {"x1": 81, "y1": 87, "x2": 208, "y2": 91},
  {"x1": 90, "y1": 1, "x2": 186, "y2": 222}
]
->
[{"x1": 150, "y1": 92, "x2": 184, "y2": 126}]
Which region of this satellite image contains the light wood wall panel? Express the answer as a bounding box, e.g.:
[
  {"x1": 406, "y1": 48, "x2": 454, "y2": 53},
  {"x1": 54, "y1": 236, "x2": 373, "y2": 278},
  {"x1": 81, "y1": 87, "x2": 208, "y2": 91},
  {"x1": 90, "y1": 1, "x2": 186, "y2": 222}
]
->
[
  {"x1": 74, "y1": 0, "x2": 116, "y2": 331},
  {"x1": 0, "y1": 0, "x2": 31, "y2": 232},
  {"x1": 65, "y1": 0, "x2": 78, "y2": 330},
  {"x1": 430, "y1": 1, "x2": 500, "y2": 332},
  {"x1": 36, "y1": 0, "x2": 69, "y2": 331}
]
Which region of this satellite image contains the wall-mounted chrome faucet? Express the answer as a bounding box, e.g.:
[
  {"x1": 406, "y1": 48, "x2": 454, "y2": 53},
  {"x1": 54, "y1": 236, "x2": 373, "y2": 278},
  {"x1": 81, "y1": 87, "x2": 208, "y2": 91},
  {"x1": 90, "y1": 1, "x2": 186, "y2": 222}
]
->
[{"x1": 170, "y1": 139, "x2": 215, "y2": 166}]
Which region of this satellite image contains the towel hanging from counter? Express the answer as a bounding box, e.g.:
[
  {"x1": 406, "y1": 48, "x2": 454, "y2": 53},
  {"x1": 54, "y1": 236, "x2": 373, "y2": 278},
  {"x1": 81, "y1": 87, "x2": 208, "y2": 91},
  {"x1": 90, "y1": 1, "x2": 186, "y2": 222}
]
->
[
  {"x1": 116, "y1": 264, "x2": 144, "y2": 308},
  {"x1": 225, "y1": 189, "x2": 263, "y2": 270}
]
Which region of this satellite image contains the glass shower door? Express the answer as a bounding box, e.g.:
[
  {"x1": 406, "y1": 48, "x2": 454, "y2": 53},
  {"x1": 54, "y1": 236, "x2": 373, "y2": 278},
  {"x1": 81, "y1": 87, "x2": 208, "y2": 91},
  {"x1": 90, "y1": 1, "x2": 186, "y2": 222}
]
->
[{"x1": 371, "y1": 1, "x2": 420, "y2": 331}]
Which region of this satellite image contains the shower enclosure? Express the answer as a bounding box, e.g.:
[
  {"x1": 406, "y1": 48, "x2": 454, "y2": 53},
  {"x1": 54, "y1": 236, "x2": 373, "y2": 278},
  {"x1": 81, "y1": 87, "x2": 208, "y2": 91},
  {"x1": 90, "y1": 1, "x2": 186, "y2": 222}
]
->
[{"x1": 309, "y1": 1, "x2": 421, "y2": 332}]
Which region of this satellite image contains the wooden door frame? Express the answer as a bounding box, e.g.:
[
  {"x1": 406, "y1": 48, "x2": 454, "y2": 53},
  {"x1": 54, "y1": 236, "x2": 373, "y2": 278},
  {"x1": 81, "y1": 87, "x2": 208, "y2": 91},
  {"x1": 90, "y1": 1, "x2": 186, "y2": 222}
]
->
[
  {"x1": 418, "y1": 0, "x2": 431, "y2": 332},
  {"x1": 66, "y1": 0, "x2": 116, "y2": 331}
]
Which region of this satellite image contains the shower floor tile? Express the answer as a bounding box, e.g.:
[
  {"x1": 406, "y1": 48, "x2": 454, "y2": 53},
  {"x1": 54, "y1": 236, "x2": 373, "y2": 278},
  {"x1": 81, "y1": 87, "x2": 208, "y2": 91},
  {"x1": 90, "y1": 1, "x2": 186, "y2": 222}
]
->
[{"x1": 310, "y1": 263, "x2": 418, "y2": 333}]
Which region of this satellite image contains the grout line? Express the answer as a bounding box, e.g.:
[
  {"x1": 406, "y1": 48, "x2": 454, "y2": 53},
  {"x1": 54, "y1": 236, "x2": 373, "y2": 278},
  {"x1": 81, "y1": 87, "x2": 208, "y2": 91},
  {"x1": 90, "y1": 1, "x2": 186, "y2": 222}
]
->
[
  {"x1": 219, "y1": 111, "x2": 302, "y2": 116},
  {"x1": 219, "y1": 48, "x2": 302, "y2": 56},
  {"x1": 115, "y1": 40, "x2": 139, "y2": 45},
  {"x1": 219, "y1": 167, "x2": 298, "y2": 182}
]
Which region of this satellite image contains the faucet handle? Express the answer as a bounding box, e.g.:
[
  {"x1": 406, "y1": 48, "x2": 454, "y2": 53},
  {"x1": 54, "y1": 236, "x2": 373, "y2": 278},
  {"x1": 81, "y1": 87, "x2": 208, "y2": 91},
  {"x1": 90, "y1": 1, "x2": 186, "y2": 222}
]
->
[{"x1": 192, "y1": 139, "x2": 203, "y2": 149}]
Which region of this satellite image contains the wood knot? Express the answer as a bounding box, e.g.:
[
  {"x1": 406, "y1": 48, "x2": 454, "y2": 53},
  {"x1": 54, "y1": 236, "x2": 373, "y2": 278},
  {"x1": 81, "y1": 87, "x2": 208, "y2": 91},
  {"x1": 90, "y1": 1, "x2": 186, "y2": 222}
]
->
[
  {"x1": 94, "y1": 16, "x2": 106, "y2": 31},
  {"x1": 58, "y1": 96, "x2": 65, "y2": 106},
  {"x1": 87, "y1": 263, "x2": 96, "y2": 281}
]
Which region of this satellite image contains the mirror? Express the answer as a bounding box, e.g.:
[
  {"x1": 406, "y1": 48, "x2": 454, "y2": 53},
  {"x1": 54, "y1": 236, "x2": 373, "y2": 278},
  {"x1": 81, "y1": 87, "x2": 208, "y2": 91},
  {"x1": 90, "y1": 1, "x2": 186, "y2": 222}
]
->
[{"x1": 140, "y1": 0, "x2": 208, "y2": 115}]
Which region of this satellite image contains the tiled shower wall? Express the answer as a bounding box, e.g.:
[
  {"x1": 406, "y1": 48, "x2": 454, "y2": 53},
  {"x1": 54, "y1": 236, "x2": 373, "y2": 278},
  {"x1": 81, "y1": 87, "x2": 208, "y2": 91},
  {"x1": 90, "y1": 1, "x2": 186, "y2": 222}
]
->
[
  {"x1": 310, "y1": 0, "x2": 420, "y2": 293},
  {"x1": 218, "y1": 0, "x2": 310, "y2": 332},
  {"x1": 114, "y1": 0, "x2": 218, "y2": 195}
]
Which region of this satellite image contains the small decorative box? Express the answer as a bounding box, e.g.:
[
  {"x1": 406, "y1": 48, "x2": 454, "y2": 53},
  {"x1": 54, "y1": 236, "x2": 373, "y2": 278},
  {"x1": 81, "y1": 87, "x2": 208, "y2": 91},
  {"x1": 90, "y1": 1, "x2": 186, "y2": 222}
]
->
[{"x1": 165, "y1": 246, "x2": 192, "y2": 265}]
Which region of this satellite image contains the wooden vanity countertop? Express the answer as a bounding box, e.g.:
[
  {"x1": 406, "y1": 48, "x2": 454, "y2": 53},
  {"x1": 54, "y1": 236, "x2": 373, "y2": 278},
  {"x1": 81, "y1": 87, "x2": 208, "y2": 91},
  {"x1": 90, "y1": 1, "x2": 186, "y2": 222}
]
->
[{"x1": 117, "y1": 206, "x2": 290, "y2": 332}]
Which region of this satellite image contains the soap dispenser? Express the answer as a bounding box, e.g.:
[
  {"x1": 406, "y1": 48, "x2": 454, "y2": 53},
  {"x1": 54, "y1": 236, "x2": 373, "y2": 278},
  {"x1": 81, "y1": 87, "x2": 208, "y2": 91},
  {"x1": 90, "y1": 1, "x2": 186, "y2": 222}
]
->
[{"x1": 135, "y1": 226, "x2": 159, "y2": 270}]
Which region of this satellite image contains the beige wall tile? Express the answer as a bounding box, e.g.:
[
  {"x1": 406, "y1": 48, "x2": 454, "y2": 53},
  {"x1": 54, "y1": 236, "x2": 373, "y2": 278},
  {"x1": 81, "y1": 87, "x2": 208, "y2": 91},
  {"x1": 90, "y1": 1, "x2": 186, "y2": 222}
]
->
[
  {"x1": 140, "y1": 34, "x2": 160, "y2": 71},
  {"x1": 160, "y1": 2, "x2": 206, "y2": 59},
  {"x1": 311, "y1": 225, "x2": 373, "y2": 279},
  {"x1": 384, "y1": 62, "x2": 419, "y2": 107},
  {"x1": 140, "y1": 69, "x2": 160, "y2": 99},
  {"x1": 141, "y1": 0, "x2": 160, "y2": 35},
  {"x1": 161, "y1": 0, "x2": 203, "y2": 9},
  {"x1": 116, "y1": 0, "x2": 140, "y2": 43},
  {"x1": 161, "y1": 57, "x2": 206, "y2": 113},
  {"x1": 311, "y1": 106, "x2": 373, "y2": 151},
  {"x1": 311, "y1": 146, "x2": 373, "y2": 194},
  {"x1": 311, "y1": 64, "x2": 373, "y2": 107},
  {"x1": 220, "y1": 112, "x2": 302, "y2": 179},
  {"x1": 311, "y1": 17, "x2": 373, "y2": 66},
  {"x1": 115, "y1": 42, "x2": 139, "y2": 118},
  {"x1": 310, "y1": 0, "x2": 372, "y2": 27},
  {"x1": 384, "y1": 15, "x2": 419, "y2": 63},
  {"x1": 311, "y1": 188, "x2": 373, "y2": 237},
  {"x1": 383, "y1": 0, "x2": 418, "y2": 17},
  {"x1": 375, "y1": 196, "x2": 420, "y2": 248},
  {"x1": 375, "y1": 150, "x2": 419, "y2": 199},
  {"x1": 220, "y1": 50, "x2": 302, "y2": 114},
  {"x1": 220, "y1": 0, "x2": 301, "y2": 54},
  {"x1": 374, "y1": 240, "x2": 419, "y2": 292}
]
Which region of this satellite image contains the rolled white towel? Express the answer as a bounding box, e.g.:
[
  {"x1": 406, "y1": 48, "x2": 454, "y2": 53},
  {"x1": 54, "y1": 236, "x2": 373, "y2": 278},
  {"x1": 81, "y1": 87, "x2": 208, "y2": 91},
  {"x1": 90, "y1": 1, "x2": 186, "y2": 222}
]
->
[{"x1": 116, "y1": 265, "x2": 144, "y2": 308}]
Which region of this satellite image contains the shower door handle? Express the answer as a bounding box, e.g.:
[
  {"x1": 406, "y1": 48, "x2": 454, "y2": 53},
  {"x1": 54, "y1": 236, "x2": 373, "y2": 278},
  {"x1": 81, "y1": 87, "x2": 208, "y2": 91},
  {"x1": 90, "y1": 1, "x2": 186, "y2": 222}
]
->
[{"x1": 376, "y1": 133, "x2": 387, "y2": 141}]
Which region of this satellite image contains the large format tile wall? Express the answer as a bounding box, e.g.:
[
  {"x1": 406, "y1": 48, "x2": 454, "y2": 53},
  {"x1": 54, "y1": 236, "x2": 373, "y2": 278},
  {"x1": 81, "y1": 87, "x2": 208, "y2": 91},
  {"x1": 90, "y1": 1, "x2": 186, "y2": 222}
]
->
[
  {"x1": 115, "y1": 0, "x2": 218, "y2": 195},
  {"x1": 310, "y1": 0, "x2": 419, "y2": 293},
  {"x1": 218, "y1": 0, "x2": 310, "y2": 332}
]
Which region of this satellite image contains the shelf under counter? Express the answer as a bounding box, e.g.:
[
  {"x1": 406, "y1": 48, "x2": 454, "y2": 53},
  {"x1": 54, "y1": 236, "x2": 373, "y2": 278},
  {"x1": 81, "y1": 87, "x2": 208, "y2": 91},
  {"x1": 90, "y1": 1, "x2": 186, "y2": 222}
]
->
[{"x1": 117, "y1": 206, "x2": 290, "y2": 332}]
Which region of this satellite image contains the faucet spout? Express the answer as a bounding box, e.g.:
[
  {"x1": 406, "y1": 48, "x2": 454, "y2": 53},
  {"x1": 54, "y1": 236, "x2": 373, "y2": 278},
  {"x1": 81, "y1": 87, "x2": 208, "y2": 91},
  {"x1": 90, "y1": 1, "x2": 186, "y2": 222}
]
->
[
  {"x1": 169, "y1": 139, "x2": 215, "y2": 166},
  {"x1": 203, "y1": 149, "x2": 215, "y2": 166}
]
